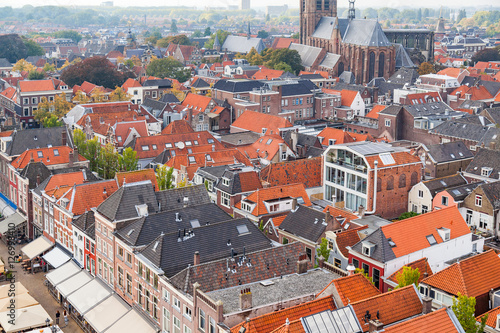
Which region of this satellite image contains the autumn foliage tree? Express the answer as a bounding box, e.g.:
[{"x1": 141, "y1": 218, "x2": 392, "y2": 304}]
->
[
  {"x1": 34, "y1": 94, "x2": 73, "y2": 127},
  {"x1": 418, "y1": 62, "x2": 436, "y2": 75},
  {"x1": 109, "y1": 87, "x2": 131, "y2": 102},
  {"x1": 61, "y1": 56, "x2": 133, "y2": 89}
]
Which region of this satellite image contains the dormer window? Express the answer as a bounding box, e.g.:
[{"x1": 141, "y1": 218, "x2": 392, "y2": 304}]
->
[
  {"x1": 37, "y1": 151, "x2": 43, "y2": 158},
  {"x1": 222, "y1": 177, "x2": 230, "y2": 186},
  {"x1": 481, "y1": 167, "x2": 493, "y2": 177},
  {"x1": 361, "y1": 241, "x2": 375, "y2": 257},
  {"x1": 437, "y1": 227, "x2": 450, "y2": 242}
]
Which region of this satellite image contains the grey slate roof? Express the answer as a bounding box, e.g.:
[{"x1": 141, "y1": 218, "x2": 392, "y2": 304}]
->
[
  {"x1": 6, "y1": 127, "x2": 73, "y2": 156},
  {"x1": 426, "y1": 141, "x2": 474, "y2": 163},
  {"x1": 445, "y1": 182, "x2": 484, "y2": 202},
  {"x1": 465, "y1": 148, "x2": 500, "y2": 180},
  {"x1": 351, "y1": 228, "x2": 396, "y2": 263},
  {"x1": 142, "y1": 98, "x2": 167, "y2": 112},
  {"x1": 191, "y1": 78, "x2": 210, "y2": 88},
  {"x1": 155, "y1": 184, "x2": 211, "y2": 212},
  {"x1": 149, "y1": 150, "x2": 171, "y2": 165},
  {"x1": 143, "y1": 79, "x2": 172, "y2": 88},
  {"x1": 138, "y1": 218, "x2": 272, "y2": 277},
  {"x1": 430, "y1": 120, "x2": 500, "y2": 145},
  {"x1": 219, "y1": 131, "x2": 261, "y2": 146},
  {"x1": 339, "y1": 71, "x2": 355, "y2": 84},
  {"x1": 378, "y1": 82, "x2": 405, "y2": 96},
  {"x1": 214, "y1": 169, "x2": 261, "y2": 195},
  {"x1": 422, "y1": 174, "x2": 467, "y2": 197},
  {"x1": 342, "y1": 19, "x2": 391, "y2": 47},
  {"x1": 115, "y1": 203, "x2": 231, "y2": 247},
  {"x1": 278, "y1": 205, "x2": 332, "y2": 243},
  {"x1": 19, "y1": 162, "x2": 51, "y2": 190},
  {"x1": 283, "y1": 131, "x2": 321, "y2": 149},
  {"x1": 279, "y1": 80, "x2": 318, "y2": 97},
  {"x1": 159, "y1": 93, "x2": 180, "y2": 104},
  {"x1": 320, "y1": 53, "x2": 341, "y2": 69},
  {"x1": 394, "y1": 43, "x2": 415, "y2": 68},
  {"x1": 213, "y1": 79, "x2": 265, "y2": 93},
  {"x1": 404, "y1": 101, "x2": 453, "y2": 117},
  {"x1": 480, "y1": 182, "x2": 500, "y2": 210},
  {"x1": 222, "y1": 35, "x2": 265, "y2": 54},
  {"x1": 196, "y1": 165, "x2": 229, "y2": 183},
  {"x1": 289, "y1": 43, "x2": 323, "y2": 68},
  {"x1": 0, "y1": 58, "x2": 11, "y2": 67},
  {"x1": 311, "y1": 17, "x2": 337, "y2": 39},
  {"x1": 72, "y1": 211, "x2": 96, "y2": 240},
  {"x1": 387, "y1": 67, "x2": 419, "y2": 85}
]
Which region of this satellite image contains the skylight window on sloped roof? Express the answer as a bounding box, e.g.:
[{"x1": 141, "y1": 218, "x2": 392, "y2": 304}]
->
[
  {"x1": 165, "y1": 143, "x2": 173, "y2": 148},
  {"x1": 207, "y1": 138, "x2": 214, "y2": 144},
  {"x1": 266, "y1": 139, "x2": 273, "y2": 145},
  {"x1": 190, "y1": 219, "x2": 200, "y2": 228},
  {"x1": 450, "y1": 153, "x2": 455, "y2": 158},
  {"x1": 426, "y1": 234, "x2": 437, "y2": 246},
  {"x1": 237, "y1": 224, "x2": 249, "y2": 235},
  {"x1": 297, "y1": 197, "x2": 305, "y2": 204},
  {"x1": 142, "y1": 146, "x2": 149, "y2": 151},
  {"x1": 440, "y1": 180, "x2": 447, "y2": 186},
  {"x1": 188, "y1": 156, "x2": 196, "y2": 164},
  {"x1": 194, "y1": 140, "x2": 199, "y2": 145},
  {"x1": 388, "y1": 238, "x2": 396, "y2": 247},
  {"x1": 37, "y1": 151, "x2": 43, "y2": 158},
  {"x1": 459, "y1": 152, "x2": 463, "y2": 157},
  {"x1": 53, "y1": 149, "x2": 59, "y2": 156},
  {"x1": 185, "y1": 141, "x2": 192, "y2": 146},
  {"x1": 452, "y1": 189, "x2": 461, "y2": 195},
  {"x1": 379, "y1": 153, "x2": 395, "y2": 165}
]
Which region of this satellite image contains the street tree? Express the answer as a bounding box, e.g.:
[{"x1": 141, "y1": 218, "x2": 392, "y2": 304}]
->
[
  {"x1": 316, "y1": 238, "x2": 331, "y2": 262},
  {"x1": 146, "y1": 57, "x2": 191, "y2": 82},
  {"x1": 452, "y1": 293, "x2": 488, "y2": 333},
  {"x1": 109, "y1": 87, "x2": 131, "y2": 102},
  {"x1": 156, "y1": 165, "x2": 174, "y2": 191},
  {"x1": 118, "y1": 147, "x2": 138, "y2": 172}
]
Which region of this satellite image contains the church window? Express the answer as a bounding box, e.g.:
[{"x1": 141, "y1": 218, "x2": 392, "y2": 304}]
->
[
  {"x1": 378, "y1": 53, "x2": 385, "y2": 77},
  {"x1": 368, "y1": 52, "x2": 376, "y2": 82}
]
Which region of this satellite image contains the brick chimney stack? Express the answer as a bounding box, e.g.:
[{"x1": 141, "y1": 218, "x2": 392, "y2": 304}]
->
[
  {"x1": 239, "y1": 288, "x2": 252, "y2": 310},
  {"x1": 296, "y1": 254, "x2": 309, "y2": 274},
  {"x1": 347, "y1": 263, "x2": 355, "y2": 276},
  {"x1": 422, "y1": 296, "x2": 433, "y2": 314},
  {"x1": 61, "y1": 130, "x2": 67, "y2": 146},
  {"x1": 368, "y1": 319, "x2": 383, "y2": 332},
  {"x1": 194, "y1": 251, "x2": 200, "y2": 266}
]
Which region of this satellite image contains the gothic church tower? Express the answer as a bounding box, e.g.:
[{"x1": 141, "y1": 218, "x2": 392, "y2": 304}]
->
[{"x1": 300, "y1": 0, "x2": 337, "y2": 44}]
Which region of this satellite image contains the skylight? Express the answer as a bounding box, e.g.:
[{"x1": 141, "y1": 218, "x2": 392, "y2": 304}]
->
[
  {"x1": 188, "y1": 156, "x2": 196, "y2": 164},
  {"x1": 207, "y1": 138, "x2": 214, "y2": 144},
  {"x1": 388, "y1": 238, "x2": 396, "y2": 247},
  {"x1": 236, "y1": 224, "x2": 249, "y2": 235},
  {"x1": 426, "y1": 235, "x2": 437, "y2": 246},
  {"x1": 452, "y1": 189, "x2": 461, "y2": 195},
  {"x1": 266, "y1": 139, "x2": 273, "y2": 145},
  {"x1": 165, "y1": 143, "x2": 173, "y2": 148},
  {"x1": 190, "y1": 219, "x2": 200, "y2": 228},
  {"x1": 37, "y1": 151, "x2": 43, "y2": 158},
  {"x1": 379, "y1": 153, "x2": 395, "y2": 165},
  {"x1": 440, "y1": 180, "x2": 447, "y2": 186},
  {"x1": 53, "y1": 149, "x2": 59, "y2": 156}
]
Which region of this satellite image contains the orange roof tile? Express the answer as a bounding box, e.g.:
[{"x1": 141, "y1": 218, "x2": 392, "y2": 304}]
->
[
  {"x1": 116, "y1": 169, "x2": 158, "y2": 190},
  {"x1": 335, "y1": 227, "x2": 367, "y2": 258},
  {"x1": 11, "y1": 146, "x2": 86, "y2": 170},
  {"x1": 365, "y1": 104, "x2": 386, "y2": 119},
  {"x1": 437, "y1": 67, "x2": 467, "y2": 78},
  {"x1": 19, "y1": 79, "x2": 54, "y2": 92},
  {"x1": 235, "y1": 183, "x2": 312, "y2": 216},
  {"x1": 162, "y1": 120, "x2": 195, "y2": 135},
  {"x1": 231, "y1": 110, "x2": 293, "y2": 135},
  {"x1": 450, "y1": 85, "x2": 493, "y2": 101},
  {"x1": 364, "y1": 151, "x2": 421, "y2": 169},
  {"x1": 270, "y1": 319, "x2": 305, "y2": 333},
  {"x1": 477, "y1": 305, "x2": 500, "y2": 328},
  {"x1": 331, "y1": 273, "x2": 381, "y2": 306},
  {"x1": 45, "y1": 171, "x2": 88, "y2": 192},
  {"x1": 260, "y1": 157, "x2": 322, "y2": 189},
  {"x1": 405, "y1": 92, "x2": 442, "y2": 105},
  {"x1": 0, "y1": 87, "x2": 16, "y2": 100},
  {"x1": 317, "y1": 127, "x2": 356, "y2": 145},
  {"x1": 323, "y1": 205, "x2": 360, "y2": 221},
  {"x1": 351, "y1": 285, "x2": 422, "y2": 331},
  {"x1": 230, "y1": 296, "x2": 336, "y2": 333},
  {"x1": 238, "y1": 134, "x2": 292, "y2": 161},
  {"x1": 181, "y1": 93, "x2": 212, "y2": 114},
  {"x1": 383, "y1": 308, "x2": 461, "y2": 333},
  {"x1": 271, "y1": 37, "x2": 299, "y2": 49},
  {"x1": 421, "y1": 250, "x2": 500, "y2": 298},
  {"x1": 387, "y1": 257, "x2": 434, "y2": 284},
  {"x1": 252, "y1": 67, "x2": 284, "y2": 80},
  {"x1": 299, "y1": 70, "x2": 329, "y2": 79},
  {"x1": 57, "y1": 180, "x2": 118, "y2": 216},
  {"x1": 271, "y1": 215, "x2": 287, "y2": 227},
  {"x1": 113, "y1": 120, "x2": 149, "y2": 147},
  {"x1": 323, "y1": 89, "x2": 359, "y2": 107},
  {"x1": 238, "y1": 171, "x2": 263, "y2": 192},
  {"x1": 381, "y1": 206, "x2": 471, "y2": 258},
  {"x1": 122, "y1": 78, "x2": 142, "y2": 90}
]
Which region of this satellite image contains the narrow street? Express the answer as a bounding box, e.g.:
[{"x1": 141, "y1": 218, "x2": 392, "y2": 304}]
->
[{"x1": 0, "y1": 240, "x2": 82, "y2": 333}]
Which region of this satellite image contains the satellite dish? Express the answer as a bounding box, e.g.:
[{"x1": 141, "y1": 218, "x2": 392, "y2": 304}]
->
[{"x1": 176, "y1": 142, "x2": 185, "y2": 149}]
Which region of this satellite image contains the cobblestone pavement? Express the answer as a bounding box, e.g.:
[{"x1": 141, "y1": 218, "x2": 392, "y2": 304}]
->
[{"x1": 0, "y1": 241, "x2": 82, "y2": 333}]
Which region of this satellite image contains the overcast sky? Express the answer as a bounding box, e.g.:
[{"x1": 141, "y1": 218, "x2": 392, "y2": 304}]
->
[{"x1": 2, "y1": 0, "x2": 497, "y2": 9}]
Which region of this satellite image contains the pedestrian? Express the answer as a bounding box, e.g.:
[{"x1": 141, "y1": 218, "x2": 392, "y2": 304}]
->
[
  {"x1": 55, "y1": 310, "x2": 60, "y2": 325},
  {"x1": 64, "y1": 310, "x2": 68, "y2": 327}
]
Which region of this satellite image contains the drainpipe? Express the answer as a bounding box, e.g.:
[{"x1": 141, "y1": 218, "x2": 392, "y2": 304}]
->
[{"x1": 364, "y1": 160, "x2": 378, "y2": 214}]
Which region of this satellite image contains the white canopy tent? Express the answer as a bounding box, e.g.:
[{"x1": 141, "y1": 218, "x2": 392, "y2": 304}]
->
[
  {"x1": 43, "y1": 246, "x2": 71, "y2": 269},
  {"x1": 46, "y1": 260, "x2": 81, "y2": 286},
  {"x1": 56, "y1": 270, "x2": 92, "y2": 298},
  {"x1": 21, "y1": 236, "x2": 53, "y2": 260},
  {"x1": 0, "y1": 292, "x2": 38, "y2": 312},
  {"x1": 104, "y1": 308, "x2": 158, "y2": 333},
  {"x1": 0, "y1": 282, "x2": 28, "y2": 299},
  {"x1": 67, "y1": 279, "x2": 112, "y2": 315},
  {"x1": 0, "y1": 304, "x2": 52, "y2": 333},
  {"x1": 0, "y1": 212, "x2": 26, "y2": 235},
  {"x1": 83, "y1": 294, "x2": 130, "y2": 332}
]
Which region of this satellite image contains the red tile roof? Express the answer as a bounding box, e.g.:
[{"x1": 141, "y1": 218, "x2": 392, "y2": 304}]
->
[
  {"x1": 80, "y1": 81, "x2": 100, "y2": 95},
  {"x1": 450, "y1": 85, "x2": 493, "y2": 101},
  {"x1": 113, "y1": 120, "x2": 149, "y2": 146},
  {"x1": 299, "y1": 70, "x2": 329, "y2": 79},
  {"x1": 330, "y1": 273, "x2": 381, "y2": 306},
  {"x1": 161, "y1": 120, "x2": 194, "y2": 135},
  {"x1": 122, "y1": 78, "x2": 142, "y2": 91},
  {"x1": 365, "y1": 104, "x2": 386, "y2": 119},
  {"x1": 235, "y1": 183, "x2": 312, "y2": 216},
  {"x1": 116, "y1": 169, "x2": 158, "y2": 190},
  {"x1": 271, "y1": 37, "x2": 299, "y2": 49},
  {"x1": 351, "y1": 285, "x2": 423, "y2": 332},
  {"x1": 260, "y1": 157, "x2": 322, "y2": 189},
  {"x1": 230, "y1": 296, "x2": 336, "y2": 333},
  {"x1": 383, "y1": 308, "x2": 461, "y2": 333},
  {"x1": 323, "y1": 205, "x2": 360, "y2": 221},
  {"x1": 421, "y1": 250, "x2": 500, "y2": 298},
  {"x1": 437, "y1": 68, "x2": 468, "y2": 78},
  {"x1": 270, "y1": 319, "x2": 305, "y2": 333},
  {"x1": 317, "y1": 127, "x2": 357, "y2": 145},
  {"x1": 231, "y1": 110, "x2": 293, "y2": 135},
  {"x1": 477, "y1": 305, "x2": 500, "y2": 328},
  {"x1": 251, "y1": 67, "x2": 284, "y2": 80},
  {"x1": 44, "y1": 171, "x2": 88, "y2": 192},
  {"x1": 107, "y1": 50, "x2": 123, "y2": 58},
  {"x1": 19, "y1": 79, "x2": 54, "y2": 92},
  {"x1": 323, "y1": 89, "x2": 359, "y2": 107},
  {"x1": 238, "y1": 171, "x2": 263, "y2": 192},
  {"x1": 57, "y1": 180, "x2": 118, "y2": 216},
  {"x1": 335, "y1": 227, "x2": 367, "y2": 258},
  {"x1": 181, "y1": 93, "x2": 212, "y2": 115},
  {"x1": 77, "y1": 112, "x2": 148, "y2": 137},
  {"x1": 0, "y1": 87, "x2": 16, "y2": 100},
  {"x1": 405, "y1": 92, "x2": 442, "y2": 105},
  {"x1": 237, "y1": 134, "x2": 292, "y2": 161},
  {"x1": 387, "y1": 257, "x2": 434, "y2": 284},
  {"x1": 11, "y1": 146, "x2": 86, "y2": 170}
]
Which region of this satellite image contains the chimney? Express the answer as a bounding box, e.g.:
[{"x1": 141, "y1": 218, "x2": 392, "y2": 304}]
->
[
  {"x1": 291, "y1": 197, "x2": 298, "y2": 211},
  {"x1": 36, "y1": 175, "x2": 41, "y2": 186},
  {"x1": 239, "y1": 288, "x2": 252, "y2": 310},
  {"x1": 296, "y1": 254, "x2": 309, "y2": 274},
  {"x1": 279, "y1": 143, "x2": 285, "y2": 161},
  {"x1": 183, "y1": 196, "x2": 189, "y2": 207},
  {"x1": 325, "y1": 209, "x2": 332, "y2": 225},
  {"x1": 194, "y1": 251, "x2": 200, "y2": 266},
  {"x1": 347, "y1": 263, "x2": 355, "y2": 276},
  {"x1": 358, "y1": 205, "x2": 365, "y2": 218},
  {"x1": 490, "y1": 141, "x2": 496, "y2": 150},
  {"x1": 422, "y1": 296, "x2": 433, "y2": 314},
  {"x1": 69, "y1": 150, "x2": 74, "y2": 167},
  {"x1": 291, "y1": 131, "x2": 298, "y2": 152},
  {"x1": 61, "y1": 130, "x2": 67, "y2": 146},
  {"x1": 368, "y1": 320, "x2": 383, "y2": 332},
  {"x1": 317, "y1": 255, "x2": 325, "y2": 268}
]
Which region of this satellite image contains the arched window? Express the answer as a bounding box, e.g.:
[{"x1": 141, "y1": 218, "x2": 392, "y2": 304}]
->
[
  {"x1": 399, "y1": 174, "x2": 406, "y2": 188},
  {"x1": 368, "y1": 51, "x2": 376, "y2": 82},
  {"x1": 410, "y1": 172, "x2": 418, "y2": 186},
  {"x1": 377, "y1": 177, "x2": 382, "y2": 192},
  {"x1": 338, "y1": 62, "x2": 344, "y2": 76},
  {"x1": 386, "y1": 175, "x2": 394, "y2": 190},
  {"x1": 378, "y1": 52, "x2": 385, "y2": 77},
  {"x1": 361, "y1": 51, "x2": 365, "y2": 82}
]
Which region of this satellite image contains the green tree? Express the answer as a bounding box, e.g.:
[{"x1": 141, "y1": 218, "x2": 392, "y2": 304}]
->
[
  {"x1": 43, "y1": 114, "x2": 62, "y2": 127},
  {"x1": 471, "y1": 46, "x2": 500, "y2": 64},
  {"x1": 457, "y1": 9, "x2": 466, "y2": 22},
  {"x1": 274, "y1": 62, "x2": 293, "y2": 73},
  {"x1": 355, "y1": 268, "x2": 374, "y2": 284},
  {"x1": 395, "y1": 267, "x2": 420, "y2": 289},
  {"x1": 397, "y1": 211, "x2": 419, "y2": 220},
  {"x1": 146, "y1": 57, "x2": 191, "y2": 82},
  {"x1": 291, "y1": 32, "x2": 299, "y2": 39},
  {"x1": 191, "y1": 30, "x2": 203, "y2": 37},
  {"x1": 23, "y1": 39, "x2": 44, "y2": 57},
  {"x1": 99, "y1": 143, "x2": 119, "y2": 179},
  {"x1": 73, "y1": 129, "x2": 87, "y2": 157},
  {"x1": 257, "y1": 30, "x2": 269, "y2": 39},
  {"x1": 452, "y1": 293, "x2": 488, "y2": 333},
  {"x1": 417, "y1": 62, "x2": 435, "y2": 76},
  {"x1": 34, "y1": 94, "x2": 73, "y2": 126},
  {"x1": 28, "y1": 70, "x2": 44, "y2": 80},
  {"x1": 145, "y1": 31, "x2": 162, "y2": 45},
  {"x1": 43, "y1": 63, "x2": 56, "y2": 72},
  {"x1": 85, "y1": 138, "x2": 101, "y2": 173},
  {"x1": 204, "y1": 27, "x2": 211, "y2": 36},
  {"x1": 157, "y1": 35, "x2": 192, "y2": 47},
  {"x1": 170, "y1": 19, "x2": 178, "y2": 33},
  {"x1": 13, "y1": 59, "x2": 35, "y2": 72},
  {"x1": 118, "y1": 147, "x2": 138, "y2": 172},
  {"x1": 109, "y1": 87, "x2": 131, "y2": 102},
  {"x1": 316, "y1": 238, "x2": 331, "y2": 262},
  {"x1": 156, "y1": 165, "x2": 174, "y2": 191},
  {"x1": 204, "y1": 30, "x2": 230, "y2": 49},
  {"x1": 124, "y1": 59, "x2": 135, "y2": 68},
  {"x1": 53, "y1": 30, "x2": 82, "y2": 43},
  {"x1": 0, "y1": 34, "x2": 28, "y2": 63}
]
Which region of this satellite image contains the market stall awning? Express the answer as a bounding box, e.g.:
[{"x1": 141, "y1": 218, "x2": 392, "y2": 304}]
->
[
  {"x1": 104, "y1": 309, "x2": 158, "y2": 333},
  {"x1": 0, "y1": 212, "x2": 26, "y2": 234},
  {"x1": 21, "y1": 236, "x2": 53, "y2": 260},
  {"x1": 0, "y1": 282, "x2": 28, "y2": 299},
  {"x1": 67, "y1": 278, "x2": 112, "y2": 315},
  {"x1": 83, "y1": 294, "x2": 130, "y2": 332},
  {"x1": 0, "y1": 292, "x2": 38, "y2": 312},
  {"x1": 43, "y1": 246, "x2": 70, "y2": 269},
  {"x1": 46, "y1": 260, "x2": 81, "y2": 286},
  {"x1": 0, "y1": 304, "x2": 52, "y2": 333},
  {"x1": 56, "y1": 270, "x2": 92, "y2": 298}
]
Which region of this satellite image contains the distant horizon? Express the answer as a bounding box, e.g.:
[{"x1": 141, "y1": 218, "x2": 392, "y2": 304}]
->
[{"x1": 1, "y1": 0, "x2": 498, "y2": 10}]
